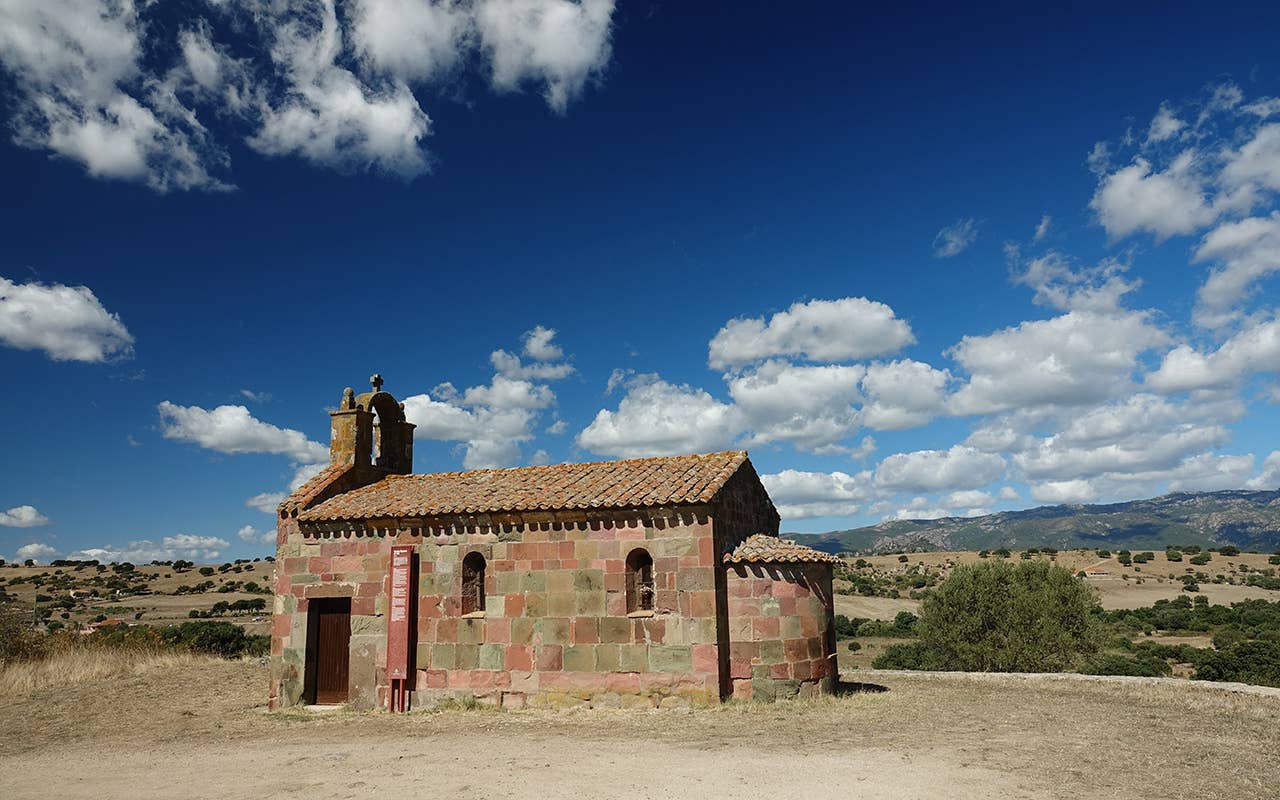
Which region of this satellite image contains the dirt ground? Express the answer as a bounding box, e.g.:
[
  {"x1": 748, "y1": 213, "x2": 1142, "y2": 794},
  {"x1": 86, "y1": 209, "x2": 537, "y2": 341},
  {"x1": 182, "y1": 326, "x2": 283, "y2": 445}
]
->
[{"x1": 2, "y1": 658, "x2": 1276, "y2": 800}]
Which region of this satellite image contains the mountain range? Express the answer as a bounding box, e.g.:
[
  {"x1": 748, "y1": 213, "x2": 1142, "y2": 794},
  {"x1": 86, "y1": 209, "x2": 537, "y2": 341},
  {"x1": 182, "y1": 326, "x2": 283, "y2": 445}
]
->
[{"x1": 791, "y1": 490, "x2": 1280, "y2": 555}]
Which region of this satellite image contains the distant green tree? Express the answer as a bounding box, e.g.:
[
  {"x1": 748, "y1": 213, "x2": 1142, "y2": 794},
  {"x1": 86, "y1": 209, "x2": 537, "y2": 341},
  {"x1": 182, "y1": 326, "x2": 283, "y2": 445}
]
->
[
  {"x1": 1194, "y1": 641, "x2": 1280, "y2": 688},
  {"x1": 913, "y1": 560, "x2": 1102, "y2": 672}
]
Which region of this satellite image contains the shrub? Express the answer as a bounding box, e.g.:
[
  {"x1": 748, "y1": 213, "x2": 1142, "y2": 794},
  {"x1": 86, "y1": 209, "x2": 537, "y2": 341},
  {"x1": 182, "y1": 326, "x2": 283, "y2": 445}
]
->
[
  {"x1": 912, "y1": 560, "x2": 1102, "y2": 672},
  {"x1": 1190, "y1": 553, "x2": 1212, "y2": 566},
  {"x1": 1219, "y1": 545, "x2": 1241, "y2": 557},
  {"x1": 872, "y1": 641, "x2": 939, "y2": 670},
  {"x1": 898, "y1": 555, "x2": 909, "y2": 563},
  {"x1": 1166, "y1": 550, "x2": 1183, "y2": 562},
  {"x1": 1193, "y1": 641, "x2": 1280, "y2": 687},
  {"x1": 1083, "y1": 653, "x2": 1172, "y2": 677},
  {"x1": 198, "y1": 567, "x2": 216, "y2": 577},
  {"x1": 846, "y1": 640, "x2": 862, "y2": 652},
  {"x1": 892, "y1": 611, "x2": 918, "y2": 635},
  {"x1": 159, "y1": 621, "x2": 257, "y2": 658}
]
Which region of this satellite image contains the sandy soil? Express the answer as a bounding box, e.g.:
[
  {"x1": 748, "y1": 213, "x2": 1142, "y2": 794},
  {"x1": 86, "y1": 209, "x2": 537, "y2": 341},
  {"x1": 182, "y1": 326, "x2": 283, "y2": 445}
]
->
[{"x1": 1, "y1": 659, "x2": 1276, "y2": 800}]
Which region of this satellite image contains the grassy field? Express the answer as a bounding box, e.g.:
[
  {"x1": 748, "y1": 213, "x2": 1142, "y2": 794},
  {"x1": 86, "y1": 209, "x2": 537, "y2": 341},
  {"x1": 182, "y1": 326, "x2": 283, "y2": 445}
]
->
[
  {"x1": 0, "y1": 654, "x2": 1275, "y2": 799},
  {"x1": 0, "y1": 560, "x2": 273, "y2": 635}
]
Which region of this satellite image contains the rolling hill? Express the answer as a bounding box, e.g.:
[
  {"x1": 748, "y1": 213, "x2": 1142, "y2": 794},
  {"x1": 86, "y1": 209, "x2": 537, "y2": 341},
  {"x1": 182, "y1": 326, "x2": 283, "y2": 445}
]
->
[{"x1": 793, "y1": 490, "x2": 1280, "y2": 554}]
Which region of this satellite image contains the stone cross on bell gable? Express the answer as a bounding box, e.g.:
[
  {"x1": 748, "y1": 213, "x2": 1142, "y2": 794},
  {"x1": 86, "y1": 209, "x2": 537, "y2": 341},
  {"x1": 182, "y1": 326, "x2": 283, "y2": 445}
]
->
[{"x1": 370, "y1": 373, "x2": 384, "y2": 393}]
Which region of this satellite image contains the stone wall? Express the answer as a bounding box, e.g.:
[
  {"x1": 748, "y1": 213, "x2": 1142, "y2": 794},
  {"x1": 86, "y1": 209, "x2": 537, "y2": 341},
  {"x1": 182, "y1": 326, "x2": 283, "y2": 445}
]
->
[
  {"x1": 269, "y1": 514, "x2": 397, "y2": 710},
  {"x1": 270, "y1": 504, "x2": 726, "y2": 710},
  {"x1": 411, "y1": 505, "x2": 721, "y2": 709},
  {"x1": 725, "y1": 562, "x2": 836, "y2": 701}
]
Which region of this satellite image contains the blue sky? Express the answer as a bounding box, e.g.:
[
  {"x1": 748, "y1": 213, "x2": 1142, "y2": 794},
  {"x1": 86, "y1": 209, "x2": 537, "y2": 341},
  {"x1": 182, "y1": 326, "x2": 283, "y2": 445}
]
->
[{"x1": 2, "y1": 1, "x2": 1280, "y2": 564}]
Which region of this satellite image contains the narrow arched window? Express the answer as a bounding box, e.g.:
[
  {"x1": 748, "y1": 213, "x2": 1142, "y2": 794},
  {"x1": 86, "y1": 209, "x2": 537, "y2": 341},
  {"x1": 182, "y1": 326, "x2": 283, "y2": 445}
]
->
[
  {"x1": 625, "y1": 548, "x2": 654, "y2": 613},
  {"x1": 461, "y1": 552, "x2": 486, "y2": 615}
]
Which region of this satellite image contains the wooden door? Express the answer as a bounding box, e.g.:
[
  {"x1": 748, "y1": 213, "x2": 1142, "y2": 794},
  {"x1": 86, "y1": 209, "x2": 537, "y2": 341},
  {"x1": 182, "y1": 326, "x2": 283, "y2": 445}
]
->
[{"x1": 313, "y1": 597, "x2": 351, "y2": 704}]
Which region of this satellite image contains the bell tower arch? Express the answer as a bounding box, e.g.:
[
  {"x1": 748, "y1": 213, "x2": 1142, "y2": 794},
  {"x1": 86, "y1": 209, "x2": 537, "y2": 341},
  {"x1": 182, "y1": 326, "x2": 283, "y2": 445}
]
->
[{"x1": 327, "y1": 374, "x2": 415, "y2": 475}]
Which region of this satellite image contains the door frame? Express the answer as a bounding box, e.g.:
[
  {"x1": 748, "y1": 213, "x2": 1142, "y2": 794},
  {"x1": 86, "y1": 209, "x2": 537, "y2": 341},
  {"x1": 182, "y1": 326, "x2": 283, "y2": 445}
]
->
[{"x1": 304, "y1": 596, "x2": 351, "y2": 705}]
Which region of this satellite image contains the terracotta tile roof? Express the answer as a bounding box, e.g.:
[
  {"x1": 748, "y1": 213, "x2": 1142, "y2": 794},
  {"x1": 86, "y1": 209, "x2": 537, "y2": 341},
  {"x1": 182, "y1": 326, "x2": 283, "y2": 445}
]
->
[
  {"x1": 280, "y1": 463, "x2": 351, "y2": 515},
  {"x1": 723, "y1": 534, "x2": 841, "y2": 565},
  {"x1": 297, "y1": 451, "x2": 750, "y2": 522}
]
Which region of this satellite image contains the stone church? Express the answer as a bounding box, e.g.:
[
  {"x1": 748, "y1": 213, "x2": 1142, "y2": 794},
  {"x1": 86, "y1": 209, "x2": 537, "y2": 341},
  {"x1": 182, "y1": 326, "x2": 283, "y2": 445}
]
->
[{"x1": 269, "y1": 377, "x2": 838, "y2": 710}]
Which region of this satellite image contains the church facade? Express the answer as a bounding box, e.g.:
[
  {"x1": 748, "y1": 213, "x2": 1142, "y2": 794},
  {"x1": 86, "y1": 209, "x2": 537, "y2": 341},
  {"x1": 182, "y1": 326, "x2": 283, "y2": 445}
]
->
[{"x1": 269, "y1": 377, "x2": 839, "y2": 710}]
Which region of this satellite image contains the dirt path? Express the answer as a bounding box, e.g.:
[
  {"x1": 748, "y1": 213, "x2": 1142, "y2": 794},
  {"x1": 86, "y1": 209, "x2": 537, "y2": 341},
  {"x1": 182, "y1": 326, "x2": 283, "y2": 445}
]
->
[
  {"x1": 2, "y1": 660, "x2": 1276, "y2": 800},
  {"x1": 1, "y1": 737, "x2": 1046, "y2": 800}
]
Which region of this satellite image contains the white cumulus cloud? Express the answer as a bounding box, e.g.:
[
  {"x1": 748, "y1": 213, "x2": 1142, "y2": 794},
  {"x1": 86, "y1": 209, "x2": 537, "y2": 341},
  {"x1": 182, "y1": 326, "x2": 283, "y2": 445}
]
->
[
  {"x1": 0, "y1": 505, "x2": 49, "y2": 527},
  {"x1": 158, "y1": 401, "x2": 328, "y2": 464},
  {"x1": 708, "y1": 297, "x2": 914, "y2": 369},
  {"x1": 16, "y1": 542, "x2": 58, "y2": 563},
  {"x1": 874, "y1": 445, "x2": 1005, "y2": 493},
  {"x1": 0, "y1": 276, "x2": 134, "y2": 362},
  {"x1": 576, "y1": 374, "x2": 737, "y2": 458}
]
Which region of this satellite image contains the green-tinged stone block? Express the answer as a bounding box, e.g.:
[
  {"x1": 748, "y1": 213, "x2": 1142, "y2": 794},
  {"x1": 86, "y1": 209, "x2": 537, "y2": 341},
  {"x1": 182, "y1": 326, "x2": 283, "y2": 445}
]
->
[
  {"x1": 761, "y1": 597, "x2": 781, "y2": 617},
  {"x1": 775, "y1": 679, "x2": 801, "y2": 700},
  {"x1": 752, "y1": 663, "x2": 771, "y2": 681},
  {"x1": 291, "y1": 574, "x2": 319, "y2": 585},
  {"x1": 350, "y1": 615, "x2": 381, "y2": 635},
  {"x1": 524, "y1": 592, "x2": 548, "y2": 617},
  {"x1": 282, "y1": 647, "x2": 304, "y2": 666},
  {"x1": 416, "y1": 642, "x2": 431, "y2": 667},
  {"x1": 648, "y1": 644, "x2": 692, "y2": 673},
  {"x1": 781, "y1": 616, "x2": 802, "y2": 639},
  {"x1": 596, "y1": 643, "x2": 620, "y2": 671},
  {"x1": 437, "y1": 547, "x2": 458, "y2": 564},
  {"x1": 548, "y1": 591, "x2": 575, "y2": 617},
  {"x1": 619, "y1": 644, "x2": 647, "y2": 672},
  {"x1": 758, "y1": 639, "x2": 784, "y2": 664},
  {"x1": 695, "y1": 618, "x2": 719, "y2": 643},
  {"x1": 281, "y1": 595, "x2": 297, "y2": 615},
  {"x1": 537, "y1": 617, "x2": 570, "y2": 645},
  {"x1": 495, "y1": 571, "x2": 520, "y2": 595},
  {"x1": 479, "y1": 643, "x2": 505, "y2": 670},
  {"x1": 751, "y1": 678, "x2": 777, "y2": 702},
  {"x1": 574, "y1": 589, "x2": 605, "y2": 616},
  {"x1": 511, "y1": 618, "x2": 535, "y2": 644},
  {"x1": 599, "y1": 617, "x2": 630, "y2": 643},
  {"x1": 456, "y1": 644, "x2": 479, "y2": 670},
  {"x1": 562, "y1": 645, "x2": 596, "y2": 672},
  {"x1": 432, "y1": 643, "x2": 457, "y2": 670},
  {"x1": 547, "y1": 571, "x2": 573, "y2": 594},
  {"x1": 573, "y1": 570, "x2": 603, "y2": 593},
  {"x1": 521, "y1": 571, "x2": 546, "y2": 593},
  {"x1": 458, "y1": 618, "x2": 484, "y2": 644}
]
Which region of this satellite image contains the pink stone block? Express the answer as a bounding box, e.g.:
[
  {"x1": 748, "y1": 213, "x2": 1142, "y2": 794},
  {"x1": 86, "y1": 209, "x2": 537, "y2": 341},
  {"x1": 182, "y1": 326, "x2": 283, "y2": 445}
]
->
[
  {"x1": 420, "y1": 669, "x2": 447, "y2": 689},
  {"x1": 447, "y1": 669, "x2": 472, "y2": 689},
  {"x1": 488, "y1": 618, "x2": 511, "y2": 643},
  {"x1": 692, "y1": 644, "x2": 718, "y2": 674},
  {"x1": 732, "y1": 678, "x2": 753, "y2": 700},
  {"x1": 752, "y1": 616, "x2": 780, "y2": 640},
  {"x1": 535, "y1": 645, "x2": 563, "y2": 671},
  {"x1": 505, "y1": 645, "x2": 534, "y2": 671}
]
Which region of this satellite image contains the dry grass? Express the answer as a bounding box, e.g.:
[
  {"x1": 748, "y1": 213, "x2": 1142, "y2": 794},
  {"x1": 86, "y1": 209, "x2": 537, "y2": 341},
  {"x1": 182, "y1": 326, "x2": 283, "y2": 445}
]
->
[{"x1": 0, "y1": 644, "x2": 225, "y2": 698}]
